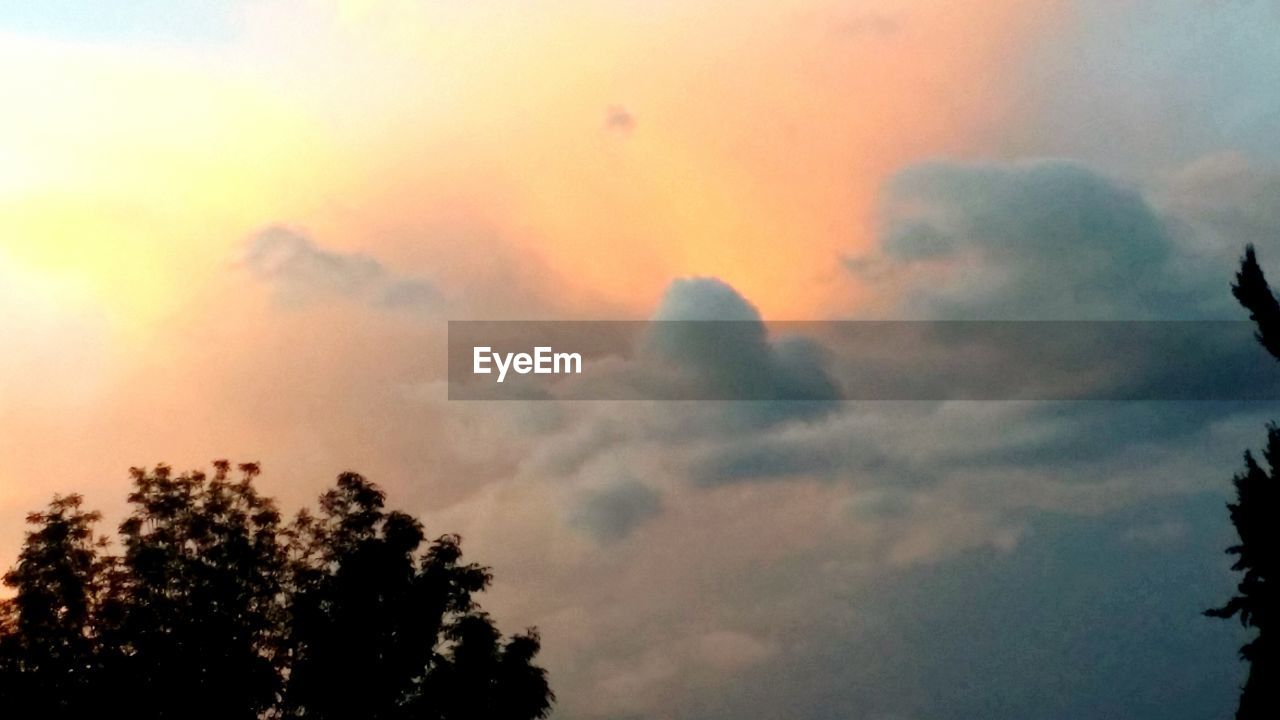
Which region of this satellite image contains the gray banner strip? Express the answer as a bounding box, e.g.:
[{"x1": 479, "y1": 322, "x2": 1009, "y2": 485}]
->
[{"x1": 447, "y1": 321, "x2": 1280, "y2": 401}]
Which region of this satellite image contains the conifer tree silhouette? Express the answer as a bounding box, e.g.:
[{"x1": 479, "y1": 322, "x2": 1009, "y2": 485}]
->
[{"x1": 1206, "y1": 244, "x2": 1279, "y2": 719}]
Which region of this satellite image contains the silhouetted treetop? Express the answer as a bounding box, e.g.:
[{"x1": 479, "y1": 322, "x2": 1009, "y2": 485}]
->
[
  {"x1": 0, "y1": 464, "x2": 552, "y2": 720},
  {"x1": 1233, "y1": 244, "x2": 1280, "y2": 362},
  {"x1": 1208, "y1": 246, "x2": 1279, "y2": 719},
  {"x1": 0, "y1": 494, "x2": 108, "y2": 719}
]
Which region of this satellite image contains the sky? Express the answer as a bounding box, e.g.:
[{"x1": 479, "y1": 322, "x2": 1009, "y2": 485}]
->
[{"x1": 2, "y1": 1, "x2": 1280, "y2": 718}]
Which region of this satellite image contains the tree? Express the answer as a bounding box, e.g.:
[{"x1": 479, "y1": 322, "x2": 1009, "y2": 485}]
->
[
  {"x1": 1233, "y1": 245, "x2": 1280, "y2": 361},
  {"x1": 107, "y1": 461, "x2": 287, "y2": 720},
  {"x1": 284, "y1": 472, "x2": 553, "y2": 720},
  {"x1": 0, "y1": 464, "x2": 553, "y2": 719},
  {"x1": 1207, "y1": 244, "x2": 1279, "y2": 718},
  {"x1": 0, "y1": 495, "x2": 109, "y2": 719}
]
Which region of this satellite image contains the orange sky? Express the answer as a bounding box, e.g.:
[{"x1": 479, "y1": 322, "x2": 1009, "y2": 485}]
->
[
  {"x1": 0, "y1": 0, "x2": 1064, "y2": 590},
  {"x1": 0, "y1": 0, "x2": 1058, "y2": 321}
]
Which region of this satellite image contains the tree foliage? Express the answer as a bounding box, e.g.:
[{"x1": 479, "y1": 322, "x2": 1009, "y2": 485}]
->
[
  {"x1": 1207, "y1": 244, "x2": 1279, "y2": 719},
  {"x1": 0, "y1": 494, "x2": 108, "y2": 719},
  {"x1": 283, "y1": 472, "x2": 553, "y2": 720},
  {"x1": 1233, "y1": 245, "x2": 1280, "y2": 362},
  {"x1": 0, "y1": 465, "x2": 552, "y2": 720}
]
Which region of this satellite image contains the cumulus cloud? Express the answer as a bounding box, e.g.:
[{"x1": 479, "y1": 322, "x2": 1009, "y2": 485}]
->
[
  {"x1": 450, "y1": 277, "x2": 845, "y2": 419},
  {"x1": 221, "y1": 161, "x2": 1271, "y2": 720},
  {"x1": 240, "y1": 226, "x2": 443, "y2": 311},
  {"x1": 643, "y1": 278, "x2": 841, "y2": 408},
  {"x1": 851, "y1": 160, "x2": 1229, "y2": 319},
  {"x1": 426, "y1": 157, "x2": 1276, "y2": 719}
]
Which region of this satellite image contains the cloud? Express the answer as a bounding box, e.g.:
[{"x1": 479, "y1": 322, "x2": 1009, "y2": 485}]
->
[
  {"x1": 569, "y1": 477, "x2": 662, "y2": 542},
  {"x1": 642, "y1": 278, "x2": 841, "y2": 412},
  {"x1": 1159, "y1": 153, "x2": 1280, "y2": 258},
  {"x1": 221, "y1": 202, "x2": 1267, "y2": 720},
  {"x1": 690, "y1": 493, "x2": 1243, "y2": 720},
  {"x1": 853, "y1": 160, "x2": 1228, "y2": 319},
  {"x1": 651, "y1": 277, "x2": 764, "y2": 322},
  {"x1": 586, "y1": 627, "x2": 776, "y2": 716},
  {"x1": 429, "y1": 155, "x2": 1275, "y2": 717},
  {"x1": 604, "y1": 104, "x2": 635, "y2": 133},
  {"x1": 240, "y1": 226, "x2": 443, "y2": 311}
]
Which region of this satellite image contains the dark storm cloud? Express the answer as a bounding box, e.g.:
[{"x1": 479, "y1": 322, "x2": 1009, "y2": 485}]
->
[{"x1": 241, "y1": 226, "x2": 443, "y2": 311}]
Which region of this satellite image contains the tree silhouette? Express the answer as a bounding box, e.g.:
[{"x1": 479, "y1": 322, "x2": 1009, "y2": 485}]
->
[
  {"x1": 1233, "y1": 245, "x2": 1280, "y2": 361},
  {"x1": 1207, "y1": 244, "x2": 1279, "y2": 718},
  {"x1": 284, "y1": 472, "x2": 553, "y2": 720},
  {"x1": 0, "y1": 495, "x2": 109, "y2": 720},
  {"x1": 106, "y1": 461, "x2": 287, "y2": 719},
  {"x1": 0, "y1": 464, "x2": 553, "y2": 720}
]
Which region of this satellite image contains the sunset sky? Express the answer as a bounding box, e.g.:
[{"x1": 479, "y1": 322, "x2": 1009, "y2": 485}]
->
[{"x1": 3, "y1": 1, "x2": 1280, "y2": 718}]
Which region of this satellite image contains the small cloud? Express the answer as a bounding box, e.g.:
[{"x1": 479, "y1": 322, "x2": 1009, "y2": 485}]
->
[
  {"x1": 840, "y1": 253, "x2": 892, "y2": 281},
  {"x1": 570, "y1": 478, "x2": 662, "y2": 542},
  {"x1": 241, "y1": 226, "x2": 381, "y2": 300},
  {"x1": 240, "y1": 226, "x2": 442, "y2": 312},
  {"x1": 605, "y1": 104, "x2": 636, "y2": 134},
  {"x1": 379, "y1": 277, "x2": 443, "y2": 310}
]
